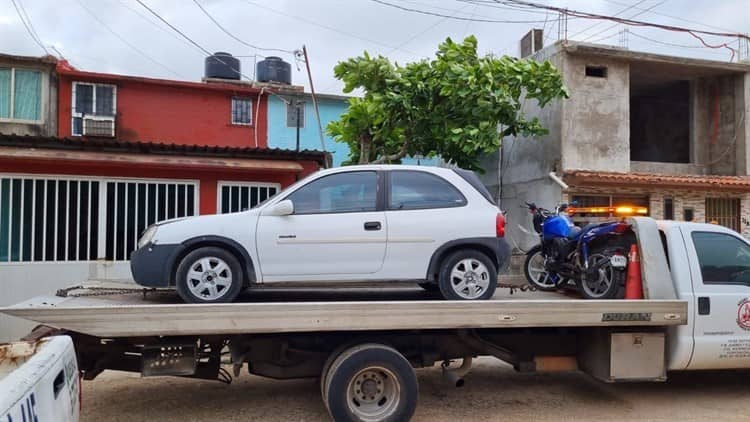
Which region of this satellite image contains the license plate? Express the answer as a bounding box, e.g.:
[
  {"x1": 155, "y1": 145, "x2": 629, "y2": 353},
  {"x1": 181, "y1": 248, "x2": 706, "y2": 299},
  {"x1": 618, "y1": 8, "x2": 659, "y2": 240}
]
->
[{"x1": 610, "y1": 255, "x2": 627, "y2": 268}]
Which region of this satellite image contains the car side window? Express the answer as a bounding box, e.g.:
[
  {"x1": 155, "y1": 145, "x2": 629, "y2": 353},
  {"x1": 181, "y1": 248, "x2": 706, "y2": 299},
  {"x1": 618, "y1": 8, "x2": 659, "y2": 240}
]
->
[
  {"x1": 389, "y1": 171, "x2": 466, "y2": 210},
  {"x1": 691, "y1": 231, "x2": 750, "y2": 285},
  {"x1": 287, "y1": 171, "x2": 378, "y2": 214}
]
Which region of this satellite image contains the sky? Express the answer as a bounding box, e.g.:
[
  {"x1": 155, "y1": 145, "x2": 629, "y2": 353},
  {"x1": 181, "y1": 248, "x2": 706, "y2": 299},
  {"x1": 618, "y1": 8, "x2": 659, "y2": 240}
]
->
[{"x1": 1, "y1": 0, "x2": 748, "y2": 95}]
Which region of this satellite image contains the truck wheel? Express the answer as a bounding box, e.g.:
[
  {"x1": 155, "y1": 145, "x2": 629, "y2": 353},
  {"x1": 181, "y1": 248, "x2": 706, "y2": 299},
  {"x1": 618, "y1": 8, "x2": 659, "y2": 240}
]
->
[
  {"x1": 438, "y1": 250, "x2": 497, "y2": 300},
  {"x1": 323, "y1": 343, "x2": 418, "y2": 422},
  {"x1": 175, "y1": 247, "x2": 244, "y2": 303},
  {"x1": 523, "y1": 245, "x2": 557, "y2": 291},
  {"x1": 580, "y1": 252, "x2": 626, "y2": 300}
]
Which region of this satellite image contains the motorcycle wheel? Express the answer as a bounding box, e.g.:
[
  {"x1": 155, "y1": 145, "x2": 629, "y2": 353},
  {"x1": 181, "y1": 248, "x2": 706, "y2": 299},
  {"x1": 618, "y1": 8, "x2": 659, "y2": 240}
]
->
[
  {"x1": 579, "y1": 252, "x2": 626, "y2": 299},
  {"x1": 523, "y1": 245, "x2": 558, "y2": 291}
]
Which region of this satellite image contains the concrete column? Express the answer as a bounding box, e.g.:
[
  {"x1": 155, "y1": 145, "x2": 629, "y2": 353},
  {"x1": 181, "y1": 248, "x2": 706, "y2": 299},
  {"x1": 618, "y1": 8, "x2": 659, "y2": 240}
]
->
[{"x1": 737, "y1": 73, "x2": 750, "y2": 176}]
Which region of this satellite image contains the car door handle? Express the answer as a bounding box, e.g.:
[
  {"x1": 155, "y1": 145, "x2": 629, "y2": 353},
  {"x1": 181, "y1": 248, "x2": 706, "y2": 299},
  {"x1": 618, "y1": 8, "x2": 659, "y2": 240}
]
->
[
  {"x1": 698, "y1": 297, "x2": 710, "y2": 315},
  {"x1": 364, "y1": 221, "x2": 382, "y2": 231}
]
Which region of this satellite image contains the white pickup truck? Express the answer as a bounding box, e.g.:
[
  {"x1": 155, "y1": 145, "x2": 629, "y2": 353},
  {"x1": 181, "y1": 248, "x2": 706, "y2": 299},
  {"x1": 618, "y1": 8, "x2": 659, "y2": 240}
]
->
[
  {"x1": 2, "y1": 217, "x2": 750, "y2": 421},
  {"x1": 0, "y1": 336, "x2": 80, "y2": 422}
]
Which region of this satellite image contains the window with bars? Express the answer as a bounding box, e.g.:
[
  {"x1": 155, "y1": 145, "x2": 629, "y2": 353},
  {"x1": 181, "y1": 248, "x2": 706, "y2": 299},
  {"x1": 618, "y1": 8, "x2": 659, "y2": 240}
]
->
[
  {"x1": 105, "y1": 181, "x2": 197, "y2": 261},
  {"x1": 706, "y1": 197, "x2": 740, "y2": 232},
  {"x1": 231, "y1": 97, "x2": 253, "y2": 125},
  {"x1": 0, "y1": 176, "x2": 198, "y2": 263},
  {"x1": 72, "y1": 81, "x2": 116, "y2": 136},
  {"x1": 218, "y1": 182, "x2": 279, "y2": 214},
  {"x1": 0, "y1": 177, "x2": 100, "y2": 262}
]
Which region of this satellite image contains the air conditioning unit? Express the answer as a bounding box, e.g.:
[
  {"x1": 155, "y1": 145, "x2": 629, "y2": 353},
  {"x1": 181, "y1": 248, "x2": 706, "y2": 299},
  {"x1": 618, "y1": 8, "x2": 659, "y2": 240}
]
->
[{"x1": 82, "y1": 116, "x2": 115, "y2": 137}]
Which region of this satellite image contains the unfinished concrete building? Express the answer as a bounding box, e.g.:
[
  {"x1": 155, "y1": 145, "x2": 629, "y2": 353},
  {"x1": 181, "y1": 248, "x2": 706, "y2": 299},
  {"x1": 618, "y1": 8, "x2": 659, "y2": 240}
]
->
[{"x1": 486, "y1": 41, "x2": 750, "y2": 251}]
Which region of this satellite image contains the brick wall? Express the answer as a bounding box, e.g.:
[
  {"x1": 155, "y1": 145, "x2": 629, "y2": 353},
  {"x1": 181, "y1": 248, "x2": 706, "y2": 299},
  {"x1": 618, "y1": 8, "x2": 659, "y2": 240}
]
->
[{"x1": 563, "y1": 184, "x2": 750, "y2": 237}]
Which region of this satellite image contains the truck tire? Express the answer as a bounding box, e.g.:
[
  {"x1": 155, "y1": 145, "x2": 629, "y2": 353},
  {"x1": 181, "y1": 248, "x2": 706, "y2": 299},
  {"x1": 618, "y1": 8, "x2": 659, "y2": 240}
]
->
[
  {"x1": 322, "y1": 343, "x2": 418, "y2": 422},
  {"x1": 438, "y1": 250, "x2": 497, "y2": 300},
  {"x1": 579, "y1": 252, "x2": 626, "y2": 300},
  {"x1": 175, "y1": 247, "x2": 244, "y2": 303},
  {"x1": 523, "y1": 245, "x2": 557, "y2": 291}
]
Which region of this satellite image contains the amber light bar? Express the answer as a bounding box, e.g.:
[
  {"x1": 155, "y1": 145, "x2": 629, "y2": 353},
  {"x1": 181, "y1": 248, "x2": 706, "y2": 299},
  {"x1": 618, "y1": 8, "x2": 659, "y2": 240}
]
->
[{"x1": 569, "y1": 206, "x2": 648, "y2": 215}]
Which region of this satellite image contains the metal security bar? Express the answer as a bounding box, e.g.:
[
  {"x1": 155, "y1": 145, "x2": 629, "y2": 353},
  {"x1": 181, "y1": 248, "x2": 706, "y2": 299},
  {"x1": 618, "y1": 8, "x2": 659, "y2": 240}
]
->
[
  {"x1": 0, "y1": 177, "x2": 100, "y2": 262},
  {"x1": 218, "y1": 182, "x2": 279, "y2": 214},
  {"x1": 0, "y1": 175, "x2": 198, "y2": 263},
  {"x1": 706, "y1": 197, "x2": 740, "y2": 232},
  {"x1": 105, "y1": 181, "x2": 197, "y2": 261}
]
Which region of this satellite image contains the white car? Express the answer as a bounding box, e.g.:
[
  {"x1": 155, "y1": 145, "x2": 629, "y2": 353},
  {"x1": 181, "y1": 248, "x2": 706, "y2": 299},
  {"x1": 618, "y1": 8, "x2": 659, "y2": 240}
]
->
[{"x1": 131, "y1": 165, "x2": 510, "y2": 303}]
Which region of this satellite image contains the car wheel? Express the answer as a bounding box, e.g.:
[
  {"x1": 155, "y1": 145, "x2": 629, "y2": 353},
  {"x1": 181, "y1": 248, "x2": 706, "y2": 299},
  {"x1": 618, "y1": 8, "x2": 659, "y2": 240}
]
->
[
  {"x1": 175, "y1": 247, "x2": 244, "y2": 303},
  {"x1": 417, "y1": 282, "x2": 439, "y2": 292},
  {"x1": 438, "y1": 250, "x2": 497, "y2": 300}
]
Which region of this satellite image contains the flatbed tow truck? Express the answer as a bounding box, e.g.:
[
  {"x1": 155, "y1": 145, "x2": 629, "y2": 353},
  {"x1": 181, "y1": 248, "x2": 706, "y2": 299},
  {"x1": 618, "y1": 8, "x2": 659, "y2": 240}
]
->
[{"x1": 5, "y1": 217, "x2": 750, "y2": 421}]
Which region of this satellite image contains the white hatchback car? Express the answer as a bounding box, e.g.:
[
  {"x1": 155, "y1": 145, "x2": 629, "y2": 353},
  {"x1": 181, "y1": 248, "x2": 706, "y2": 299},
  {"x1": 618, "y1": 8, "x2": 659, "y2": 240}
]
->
[{"x1": 131, "y1": 165, "x2": 510, "y2": 303}]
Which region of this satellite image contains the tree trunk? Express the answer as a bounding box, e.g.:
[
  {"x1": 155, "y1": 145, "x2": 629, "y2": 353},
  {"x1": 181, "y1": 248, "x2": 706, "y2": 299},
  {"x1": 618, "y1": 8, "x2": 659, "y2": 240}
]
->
[
  {"x1": 372, "y1": 139, "x2": 409, "y2": 164},
  {"x1": 358, "y1": 134, "x2": 372, "y2": 164}
]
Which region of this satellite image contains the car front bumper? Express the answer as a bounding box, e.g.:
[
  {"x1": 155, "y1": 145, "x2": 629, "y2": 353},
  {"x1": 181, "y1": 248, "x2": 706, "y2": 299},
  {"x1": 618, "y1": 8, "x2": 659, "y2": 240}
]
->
[{"x1": 130, "y1": 243, "x2": 181, "y2": 287}]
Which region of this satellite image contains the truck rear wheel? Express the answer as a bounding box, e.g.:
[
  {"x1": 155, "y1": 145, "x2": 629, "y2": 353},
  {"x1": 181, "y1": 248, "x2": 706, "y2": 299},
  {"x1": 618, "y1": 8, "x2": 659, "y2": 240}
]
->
[{"x1": 322, "y1": 343, "x2": 418, "y2": 422}]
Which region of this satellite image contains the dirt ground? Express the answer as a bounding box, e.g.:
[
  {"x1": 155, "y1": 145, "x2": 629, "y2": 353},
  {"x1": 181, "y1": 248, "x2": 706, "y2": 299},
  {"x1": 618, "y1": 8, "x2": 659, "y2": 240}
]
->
[{"x1": 82, "y1": 357, "x2": 750, "y2": 422}]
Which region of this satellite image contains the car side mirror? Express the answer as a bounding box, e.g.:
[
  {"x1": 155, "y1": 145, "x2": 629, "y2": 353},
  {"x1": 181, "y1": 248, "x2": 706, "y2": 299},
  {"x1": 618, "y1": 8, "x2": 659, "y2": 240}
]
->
[{"x1": 266, "y1": 199, "x2": 294, "y2": 216}]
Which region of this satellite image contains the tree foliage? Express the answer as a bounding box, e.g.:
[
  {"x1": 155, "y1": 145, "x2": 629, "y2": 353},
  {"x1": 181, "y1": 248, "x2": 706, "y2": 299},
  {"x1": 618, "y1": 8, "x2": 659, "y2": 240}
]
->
[{"x1": 326, "y1": 36, "x2": 568, "y2": 170}]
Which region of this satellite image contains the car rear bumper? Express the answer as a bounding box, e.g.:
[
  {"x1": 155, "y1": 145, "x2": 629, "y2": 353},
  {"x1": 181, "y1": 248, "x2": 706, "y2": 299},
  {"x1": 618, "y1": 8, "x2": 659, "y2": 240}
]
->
[{"x1": 130, "y1": 243, "x2": 181, "y2": 287}]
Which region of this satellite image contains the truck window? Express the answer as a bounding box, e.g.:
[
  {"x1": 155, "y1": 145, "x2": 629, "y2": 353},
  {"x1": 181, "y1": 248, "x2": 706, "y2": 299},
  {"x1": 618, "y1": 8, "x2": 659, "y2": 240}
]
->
[{"x1": 691, "y1": 231, "x2": 750, "y2": 285}]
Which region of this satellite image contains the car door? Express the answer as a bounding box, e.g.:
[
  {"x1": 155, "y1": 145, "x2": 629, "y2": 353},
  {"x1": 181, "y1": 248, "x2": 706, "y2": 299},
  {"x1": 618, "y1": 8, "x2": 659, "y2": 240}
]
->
[
  {"x1": 255, "y1": 170, "x2": 387, "y2": 281},
  {"x1": 380, "y1": 170, "x2": 471, "y2": 279},
  {"x1": 683, "y1": 227, "x2": 750, "y2": 369}
]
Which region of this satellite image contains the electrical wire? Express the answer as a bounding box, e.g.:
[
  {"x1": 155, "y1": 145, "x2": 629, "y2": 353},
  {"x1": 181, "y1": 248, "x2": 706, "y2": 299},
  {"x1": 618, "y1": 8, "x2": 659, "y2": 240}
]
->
[
  {"x1": 15, "y1": 0, "x2": 48, "y2": 54},
  {"x1": 628, "y1": 30, "x2": 734, "y2": 51},
  {"x1": 115, "y1": 0, "x2": 205, "y2": 56},
  {"x1": 134, "y1": 0, "x2": 256, "y2": 81},
  {"x1": 74, "y1": 0, "x2": 185, "y2": 78},
  {"x1": 572, "y1": 0, "x2": 649, "y2": 41},
  {"x1": 241, "y1": 0, "x2": 421, "y2": 57},
  {"x1": 600, "y1": 0, "x2": 744, "y2": 34},
  {"x1": 498, "y1": 0, "x2": 745, "y2": 59},
  {"x1": 192, "y1": 0, "x2": 295, "y2": 54},
  {"x1": 370, "y1": 0, "x2": 559, "y2": 24},
  {"x1": 9, "y1": 0, "x2": 48, "y2": 54}
]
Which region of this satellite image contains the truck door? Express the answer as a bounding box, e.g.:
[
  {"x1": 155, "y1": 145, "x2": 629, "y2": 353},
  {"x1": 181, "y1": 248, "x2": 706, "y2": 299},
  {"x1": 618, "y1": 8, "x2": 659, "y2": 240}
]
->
[{"x1": 683, "y1": 227, "x2": 750, "y2": 369}]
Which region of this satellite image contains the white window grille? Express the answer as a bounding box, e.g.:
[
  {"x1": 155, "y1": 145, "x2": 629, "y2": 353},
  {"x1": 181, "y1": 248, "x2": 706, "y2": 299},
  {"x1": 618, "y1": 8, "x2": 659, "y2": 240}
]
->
[
  {"x1": 71, "y1": 81, "x2": 117, "y2": 136},
  {"x1": 231, "y1": 97, "x2": 253, "y2": 125},
  {"x1": 218, "y1": 182, "x2": 279, "y2": 214},
  {"x1": 0, "y1": 175, "x2": 198, "y2": 263}
]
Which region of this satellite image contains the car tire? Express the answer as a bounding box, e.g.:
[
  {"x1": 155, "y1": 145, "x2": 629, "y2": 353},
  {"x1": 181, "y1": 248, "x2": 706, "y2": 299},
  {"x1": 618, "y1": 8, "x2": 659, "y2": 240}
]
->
[
  {"x1": 323, "y1": 343, "x2": 418, "y2": 422},
  {"x1": 438, "y1": 250, "x2": 497, "y2": 300},
  {"x1": 417, "y1": 282, "x2": 439, "y2": 292},
  {"x1": 175, "y1": 246, "x2": 244, "y2": 303}
]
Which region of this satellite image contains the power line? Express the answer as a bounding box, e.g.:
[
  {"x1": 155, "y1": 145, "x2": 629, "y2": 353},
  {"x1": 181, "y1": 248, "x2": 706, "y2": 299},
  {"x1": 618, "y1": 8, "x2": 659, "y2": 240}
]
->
[
  {"x1": 15, "y1": 0, "x2": 48, "y2": 53},
  {"x1": 581, "y1": 0, "x2": 667, "y2": 43},
  {"x1": 498, "y1": 0, "x2": 745, "y2": 59},
  {"x1": 600, "y1": 0, "x2": 743, "y2": 34},
  {"x1": 242, "y1": 0, "x2": 421, "y2": 57},
  {"x1": 9, "y1": 0, "x2": 48, "y2": 54},
  {"x1": 192, "y1": 0, "x2": 295, "y2": 54},
  {"x1": 628, "y1": 30, "x2": 735, "y2": 54},
  {"x1": 114, "y1": 0, "x2": 205, "y2": 56},
  {"x1": 74, "y1": 0, "x2": 185, "y2": 78},
  {"x1": 569, "y1": 0, "x2": 648, "y2": 40},
  {"x1": 370, "y1": 0, "x2": 558, "y2": 24},
  {"x1": 134, "y1": 0, "x2": 255, "y2": 81}
]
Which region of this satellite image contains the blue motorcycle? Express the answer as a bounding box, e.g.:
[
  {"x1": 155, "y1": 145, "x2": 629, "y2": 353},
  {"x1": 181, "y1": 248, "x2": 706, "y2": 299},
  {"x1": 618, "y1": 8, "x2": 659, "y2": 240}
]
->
[{"x1": 522, "y1": 202, "x2": 631, "y2": 299}]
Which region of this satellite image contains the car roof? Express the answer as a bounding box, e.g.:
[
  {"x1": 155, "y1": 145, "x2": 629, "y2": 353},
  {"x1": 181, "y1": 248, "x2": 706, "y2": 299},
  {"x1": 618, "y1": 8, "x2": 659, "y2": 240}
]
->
[{"x1": 316, "y1": 164, "x2": 458, "y2": 175}]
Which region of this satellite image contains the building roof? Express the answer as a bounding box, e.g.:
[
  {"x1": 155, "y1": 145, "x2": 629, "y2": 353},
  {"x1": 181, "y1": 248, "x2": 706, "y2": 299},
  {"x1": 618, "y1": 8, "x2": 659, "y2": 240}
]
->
[
  {"x1": 0, "y1": 133, "x2": 328, "y2": 165},
  {"x1": 0, "y1": 53, "x2": 57, "y2": 66},
  {"x1": 540, "y1": 41, "x2": 750, "y2": 74},
  {"x1": 564, "y1": 170, "x2": 750, "y2": 190}
]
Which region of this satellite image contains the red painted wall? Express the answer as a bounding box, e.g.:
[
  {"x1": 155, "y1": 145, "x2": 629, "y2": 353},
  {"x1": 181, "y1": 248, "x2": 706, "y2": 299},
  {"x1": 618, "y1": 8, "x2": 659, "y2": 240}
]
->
[
  {"x1": 0, "y1": 158, "x2": 320, "y2": 215},
  {"x1": 57, "y1": 72, "x2": 268, "y2": 148}
]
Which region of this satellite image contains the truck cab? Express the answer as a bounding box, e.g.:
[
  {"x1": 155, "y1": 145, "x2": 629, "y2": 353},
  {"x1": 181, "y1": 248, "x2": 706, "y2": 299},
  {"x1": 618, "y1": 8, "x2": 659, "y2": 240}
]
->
[{"x1": 661, "y1": 221, "x2": 750, "y2": 370}]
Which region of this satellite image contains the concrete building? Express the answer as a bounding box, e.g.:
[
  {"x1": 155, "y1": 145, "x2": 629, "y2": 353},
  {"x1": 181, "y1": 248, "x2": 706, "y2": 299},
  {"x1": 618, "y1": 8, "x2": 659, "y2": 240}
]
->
[
  {"x1": 0, "y1": 53, "x2": 58, "y2": 136},
  {"x1": 486, "y1": 41, "x2": 750, "y2": 252}
]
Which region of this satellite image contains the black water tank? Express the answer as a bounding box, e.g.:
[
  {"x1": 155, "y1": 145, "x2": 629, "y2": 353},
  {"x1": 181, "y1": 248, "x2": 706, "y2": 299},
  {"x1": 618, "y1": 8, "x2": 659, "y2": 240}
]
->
[
  {"x1": 205, "y1": 52, "x2": 241, "y2": 80},
  {"x1": 256, "y1": 56, "x2": 291, "y2": 84}
]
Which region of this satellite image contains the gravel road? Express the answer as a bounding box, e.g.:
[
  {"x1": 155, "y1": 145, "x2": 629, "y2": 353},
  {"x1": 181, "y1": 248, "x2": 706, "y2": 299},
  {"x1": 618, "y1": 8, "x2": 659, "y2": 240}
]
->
[{"x1": 82, "y1": 357, "x2": 750, "y2": 422}]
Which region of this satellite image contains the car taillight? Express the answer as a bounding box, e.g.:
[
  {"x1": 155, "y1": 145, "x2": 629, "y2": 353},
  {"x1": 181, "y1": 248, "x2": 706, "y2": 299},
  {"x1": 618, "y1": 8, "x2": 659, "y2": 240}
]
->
[{"x1": 496, "y1": 213, "x2": 506, "y2": 237}]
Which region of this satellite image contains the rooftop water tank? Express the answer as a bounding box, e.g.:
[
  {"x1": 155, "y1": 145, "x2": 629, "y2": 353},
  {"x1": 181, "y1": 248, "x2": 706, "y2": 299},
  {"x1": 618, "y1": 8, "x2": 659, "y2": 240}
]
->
[
  {"x1": 256, "y1": 56, "x2": 291, "y2": 84},
  {"x1": 205, "y1": 52, "x2": 241, "y2": 80}
]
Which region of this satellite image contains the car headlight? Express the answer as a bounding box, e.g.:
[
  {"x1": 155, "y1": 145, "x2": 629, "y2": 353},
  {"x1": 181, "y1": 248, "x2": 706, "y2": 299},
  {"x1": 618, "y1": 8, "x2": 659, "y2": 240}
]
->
[{"x1": 137, "y1": 226, "x2": 158, "y2": 249}]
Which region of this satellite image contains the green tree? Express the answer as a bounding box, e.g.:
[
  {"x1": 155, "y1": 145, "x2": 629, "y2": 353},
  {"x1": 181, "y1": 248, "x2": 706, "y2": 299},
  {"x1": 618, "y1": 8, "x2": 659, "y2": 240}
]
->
[{"x1": 326, "y1": 36, "x2": 568, "y2": 170}]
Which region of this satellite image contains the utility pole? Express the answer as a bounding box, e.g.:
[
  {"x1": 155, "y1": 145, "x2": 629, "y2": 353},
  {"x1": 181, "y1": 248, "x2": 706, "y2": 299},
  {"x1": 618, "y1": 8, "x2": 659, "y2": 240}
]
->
[
  {"x1": 302, "y1": 45, "x2": 328, "y2": 168},
  {"x1": 295, "y1": 100, "x2": 301, "y2": 152}
]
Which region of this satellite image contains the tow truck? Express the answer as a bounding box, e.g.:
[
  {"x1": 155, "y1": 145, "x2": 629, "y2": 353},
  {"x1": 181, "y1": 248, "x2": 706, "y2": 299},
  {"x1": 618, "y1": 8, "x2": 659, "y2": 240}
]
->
[{"x1": 2, "y1": 217, "x2": 750, "y2": 421}]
